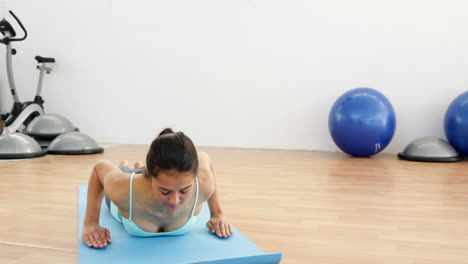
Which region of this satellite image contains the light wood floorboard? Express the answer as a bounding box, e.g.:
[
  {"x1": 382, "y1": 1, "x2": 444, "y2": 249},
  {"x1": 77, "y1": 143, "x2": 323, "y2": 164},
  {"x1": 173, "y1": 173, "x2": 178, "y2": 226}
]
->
[
  {"x1": 0, "y1": 145, "x2": 467, "y2": 263},
  {"x1": 0, "y1": 243, "x2": 76, "y2": 264}
]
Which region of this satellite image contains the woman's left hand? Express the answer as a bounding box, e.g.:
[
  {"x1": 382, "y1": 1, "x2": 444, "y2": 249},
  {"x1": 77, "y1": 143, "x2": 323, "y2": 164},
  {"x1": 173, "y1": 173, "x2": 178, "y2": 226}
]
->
[{"x1": 206, "y1": 215, "x2": 233, "y2": 238}]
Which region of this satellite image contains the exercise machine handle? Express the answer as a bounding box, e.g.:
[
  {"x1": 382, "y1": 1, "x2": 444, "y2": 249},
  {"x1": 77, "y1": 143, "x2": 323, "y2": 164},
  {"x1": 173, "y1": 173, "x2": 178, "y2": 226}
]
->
[{"x1": 8, "y1": 10, "x2": 27, "y2": 42}]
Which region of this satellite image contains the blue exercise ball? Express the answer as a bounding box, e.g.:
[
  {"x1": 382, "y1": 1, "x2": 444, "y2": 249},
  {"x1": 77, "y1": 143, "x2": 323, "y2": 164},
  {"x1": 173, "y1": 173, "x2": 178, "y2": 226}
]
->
[
  {"x1": 444, "y1": 91, "x2": 468, "y2": 156},
  {"x1": 329, "y1": 88, "x2": 396, "y2": 157}
]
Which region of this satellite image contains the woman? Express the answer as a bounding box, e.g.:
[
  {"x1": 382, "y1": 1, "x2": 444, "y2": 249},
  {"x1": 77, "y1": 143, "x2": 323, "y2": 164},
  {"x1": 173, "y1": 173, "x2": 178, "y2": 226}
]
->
[{"x1": 82, "y1": 128, "x2": 233, "y2": 248}]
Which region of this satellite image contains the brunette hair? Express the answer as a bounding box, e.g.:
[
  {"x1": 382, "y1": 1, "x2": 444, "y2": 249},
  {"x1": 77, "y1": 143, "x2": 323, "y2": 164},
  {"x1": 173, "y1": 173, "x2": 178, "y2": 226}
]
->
[{"x1": 145, "y1": 128, "x2": 198, "y2": 179}]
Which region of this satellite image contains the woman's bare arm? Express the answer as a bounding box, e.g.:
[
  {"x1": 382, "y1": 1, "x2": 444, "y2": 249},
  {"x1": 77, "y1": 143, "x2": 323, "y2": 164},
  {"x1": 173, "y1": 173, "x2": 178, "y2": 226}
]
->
[
  {"x1": 204, "y1": 155, "x2": 233, "y2": 238},
  {"x1": 82, "y1": 160, "x2": 126, "y2": 248}
]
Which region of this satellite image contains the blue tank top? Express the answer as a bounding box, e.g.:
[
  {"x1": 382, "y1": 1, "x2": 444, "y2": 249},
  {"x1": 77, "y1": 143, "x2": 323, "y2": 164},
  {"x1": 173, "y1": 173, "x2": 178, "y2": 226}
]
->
[{"x1": 109, "y1": 172, "x2": 199, "y2": 237}]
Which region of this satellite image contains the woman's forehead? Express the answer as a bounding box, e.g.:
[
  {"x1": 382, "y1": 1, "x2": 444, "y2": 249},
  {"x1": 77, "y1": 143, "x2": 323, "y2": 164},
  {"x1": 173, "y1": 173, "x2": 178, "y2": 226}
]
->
[{"x1": 153, "y1": 171, "x2": 194, "y2": 188}]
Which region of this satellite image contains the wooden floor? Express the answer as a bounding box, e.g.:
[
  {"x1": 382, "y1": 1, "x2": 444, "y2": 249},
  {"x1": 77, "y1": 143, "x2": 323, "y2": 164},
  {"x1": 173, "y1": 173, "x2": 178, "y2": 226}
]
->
[{"x1": 1, "y1": 145, "x2": 468, "y2": 264}]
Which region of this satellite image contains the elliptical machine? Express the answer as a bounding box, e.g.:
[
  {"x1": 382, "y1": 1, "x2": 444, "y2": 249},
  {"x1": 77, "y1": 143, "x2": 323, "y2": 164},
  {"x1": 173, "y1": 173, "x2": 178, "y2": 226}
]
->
[{"x1": 0, "y1": 10, "x2": 103, "y2": 159}]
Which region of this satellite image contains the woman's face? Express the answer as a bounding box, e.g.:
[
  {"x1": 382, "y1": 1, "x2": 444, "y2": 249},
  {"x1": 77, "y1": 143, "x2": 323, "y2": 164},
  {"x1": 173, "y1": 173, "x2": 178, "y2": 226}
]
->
[{"x1": 150, "y1": 170, "x2": 195, "y2": 212}]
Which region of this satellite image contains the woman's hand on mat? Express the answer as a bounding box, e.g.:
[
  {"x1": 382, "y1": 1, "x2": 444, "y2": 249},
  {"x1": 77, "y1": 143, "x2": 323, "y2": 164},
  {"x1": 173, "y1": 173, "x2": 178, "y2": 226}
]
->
[
  {"x1": 206, "y1": 215, "x2": 233, "y2": 238},
  {"x1": 82, "y1": 224, "x2": 112, "y2": 248}
]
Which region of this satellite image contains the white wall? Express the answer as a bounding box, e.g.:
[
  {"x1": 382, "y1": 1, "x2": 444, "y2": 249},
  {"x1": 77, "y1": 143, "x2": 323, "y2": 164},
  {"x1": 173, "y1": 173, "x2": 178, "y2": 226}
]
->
[{"x1": 1, "y1": 0, "x2": 467, "y2": 154}]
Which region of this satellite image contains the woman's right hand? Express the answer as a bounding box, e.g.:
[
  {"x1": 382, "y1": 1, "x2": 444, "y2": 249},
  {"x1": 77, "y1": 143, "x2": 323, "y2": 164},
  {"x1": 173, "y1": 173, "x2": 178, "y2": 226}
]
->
[{"x1": 82, "y1": 223, "x2": 112, "y2": 248}]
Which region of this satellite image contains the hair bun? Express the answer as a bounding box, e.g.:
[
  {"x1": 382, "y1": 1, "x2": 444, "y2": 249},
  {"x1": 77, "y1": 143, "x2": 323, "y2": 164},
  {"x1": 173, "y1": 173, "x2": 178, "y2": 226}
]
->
[{"x1": 158, "y1": 128, "x2": 174, "y2": 137}]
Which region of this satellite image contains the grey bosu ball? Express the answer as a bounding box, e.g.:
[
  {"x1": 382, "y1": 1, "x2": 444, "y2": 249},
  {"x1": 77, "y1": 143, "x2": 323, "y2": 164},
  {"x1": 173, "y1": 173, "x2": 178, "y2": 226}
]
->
[
  {"x1": 47, "y1": 131, "x2": 104, "y2": 155},
  {"x1": 0, "y1": 132, "x2": 46, "y2": 159},
  {"x1": 24, "y1": 113, "x2": 77, "y2": 138},
  {"x1": 398, "y1": 136, "x2": 464, "y2": 162}
]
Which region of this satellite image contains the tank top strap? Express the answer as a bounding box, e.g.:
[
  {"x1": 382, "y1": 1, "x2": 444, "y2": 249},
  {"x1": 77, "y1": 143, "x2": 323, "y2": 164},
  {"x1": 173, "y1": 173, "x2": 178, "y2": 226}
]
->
[
  {"x1": 128, "y1": 172, "x2": 136, "y2": 220},
  {"x1": 190, "y1": 177, "x2": 199, "y2": 216}
]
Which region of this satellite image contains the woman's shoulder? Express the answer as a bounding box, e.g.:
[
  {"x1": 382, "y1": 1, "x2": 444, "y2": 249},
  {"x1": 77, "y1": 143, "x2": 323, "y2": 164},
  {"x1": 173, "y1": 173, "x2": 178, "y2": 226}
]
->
[
  {"x1": 197, "y1": 151, "x2": 212, "y2": 179},
  {"x1": 196, "y1": 152, "x2": 215, "y2": 201},
  {"x1": 95, "y1": 160, "x2": 132, "y2": 210},
  {"x1": 95, "y1": 160, "x2": 131, "y2": 184},
  {"x1": 197, "y1": 151, "x2": 210, "y2": 165}
]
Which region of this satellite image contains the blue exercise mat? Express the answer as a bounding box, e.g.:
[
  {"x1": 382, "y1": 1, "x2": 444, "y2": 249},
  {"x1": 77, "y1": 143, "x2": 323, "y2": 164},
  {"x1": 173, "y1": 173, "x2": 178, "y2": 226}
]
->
[{"x1": 78, "y1": 184, "x2": 282, "y2": 264}]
